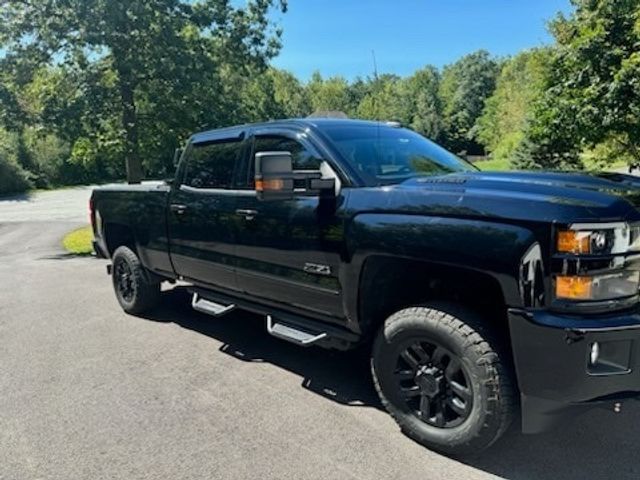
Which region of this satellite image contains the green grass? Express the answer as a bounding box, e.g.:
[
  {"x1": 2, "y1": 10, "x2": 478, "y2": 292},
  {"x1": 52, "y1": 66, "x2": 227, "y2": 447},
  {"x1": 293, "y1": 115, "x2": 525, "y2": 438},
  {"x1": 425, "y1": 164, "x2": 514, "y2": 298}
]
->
[
  {"x1": 474, "y1": 156, "x2": 628, "y2": 172},
  {"x1": 62, "y1": 225, "x2": 94, "y2": 255},
  {"x1": 582, "y1": 157, "x2": 626, "y2": 171},
  {"x1": 474, "y1": 157, "x2": 511, "y2": 171}
]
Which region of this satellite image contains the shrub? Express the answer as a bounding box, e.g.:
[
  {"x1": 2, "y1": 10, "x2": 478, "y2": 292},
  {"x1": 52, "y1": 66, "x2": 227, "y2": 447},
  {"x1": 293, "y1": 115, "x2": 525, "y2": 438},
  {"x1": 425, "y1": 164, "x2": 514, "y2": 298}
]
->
[{"x1": 0, "y1": 154, "x2": 33, "y2": 195}]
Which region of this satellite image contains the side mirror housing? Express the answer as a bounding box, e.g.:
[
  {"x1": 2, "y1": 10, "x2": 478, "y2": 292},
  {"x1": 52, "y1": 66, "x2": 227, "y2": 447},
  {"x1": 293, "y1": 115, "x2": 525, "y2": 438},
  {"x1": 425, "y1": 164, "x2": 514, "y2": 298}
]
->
[{"x1": 255, "y1": 151, "x2": 294, "y2": 201}]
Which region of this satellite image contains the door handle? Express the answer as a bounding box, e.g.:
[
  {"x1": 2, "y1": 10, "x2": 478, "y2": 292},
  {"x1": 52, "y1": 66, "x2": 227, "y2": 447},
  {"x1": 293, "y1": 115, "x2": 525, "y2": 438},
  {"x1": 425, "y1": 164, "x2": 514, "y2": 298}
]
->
[
  {"x1": 235, "y1": 209, "x2": 258, "y2": 220},
  {"x1": 170, "y1": 203, "x2": 188, "y2": 215}
]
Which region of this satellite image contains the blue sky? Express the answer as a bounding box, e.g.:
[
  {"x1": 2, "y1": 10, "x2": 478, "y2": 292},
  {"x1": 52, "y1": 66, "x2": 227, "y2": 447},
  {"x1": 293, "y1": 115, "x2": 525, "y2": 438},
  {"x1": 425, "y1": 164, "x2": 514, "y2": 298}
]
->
[{"x1": 271, "y1": 0, "x2": 572, "y2": 80}]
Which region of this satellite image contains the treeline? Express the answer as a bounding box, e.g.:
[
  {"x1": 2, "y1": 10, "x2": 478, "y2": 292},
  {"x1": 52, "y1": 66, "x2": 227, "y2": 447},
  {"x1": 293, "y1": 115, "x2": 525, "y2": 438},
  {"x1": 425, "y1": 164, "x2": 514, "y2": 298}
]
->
[{"x1": 0, "y1": 0, "x2": 639, "y2": 194}]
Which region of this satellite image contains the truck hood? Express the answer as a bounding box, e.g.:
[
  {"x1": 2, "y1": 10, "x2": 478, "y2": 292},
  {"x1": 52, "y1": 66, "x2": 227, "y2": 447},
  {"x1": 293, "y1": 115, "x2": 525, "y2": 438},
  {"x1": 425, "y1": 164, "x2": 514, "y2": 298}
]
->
[{"x1": 359, "y1": 171, "x2": 640, "y2": 224}]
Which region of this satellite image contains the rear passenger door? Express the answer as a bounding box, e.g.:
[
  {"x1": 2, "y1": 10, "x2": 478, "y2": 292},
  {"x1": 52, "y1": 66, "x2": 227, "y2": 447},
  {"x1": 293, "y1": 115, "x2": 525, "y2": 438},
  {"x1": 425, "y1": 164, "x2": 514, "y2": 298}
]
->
[{"x1": 167, "y1": 133, "x2": 246, "y2": 292}]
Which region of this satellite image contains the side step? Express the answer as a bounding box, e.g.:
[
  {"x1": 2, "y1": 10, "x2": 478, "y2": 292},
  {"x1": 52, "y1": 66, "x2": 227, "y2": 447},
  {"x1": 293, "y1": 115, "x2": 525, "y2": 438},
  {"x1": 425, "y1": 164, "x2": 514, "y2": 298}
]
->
[
  {"x1": 266, "y1": 315, "x2": 328, "y2": 346},
  {"x1": 187, "y1": 287, "x2": 360, "y2": 350},
  {"x1": 192, "y1": 293, "x2": 236, "y2": 317}
]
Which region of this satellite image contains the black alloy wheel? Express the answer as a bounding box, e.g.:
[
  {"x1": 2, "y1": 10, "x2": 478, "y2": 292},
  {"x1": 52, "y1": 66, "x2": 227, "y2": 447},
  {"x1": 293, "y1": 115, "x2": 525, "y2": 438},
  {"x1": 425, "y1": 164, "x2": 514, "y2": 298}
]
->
[
  {"x1": 372, "y1": 304, "x2": 517, "y2": 455},
  {"x1": 114, "y1": 257, "x2": 136, "y2": 303},
  {"x1": 111, "y1": 246, "x2": 161, "y2": 314},
  {"x1": 394, "y1": 340, "x2": 473, "y2": 428}
]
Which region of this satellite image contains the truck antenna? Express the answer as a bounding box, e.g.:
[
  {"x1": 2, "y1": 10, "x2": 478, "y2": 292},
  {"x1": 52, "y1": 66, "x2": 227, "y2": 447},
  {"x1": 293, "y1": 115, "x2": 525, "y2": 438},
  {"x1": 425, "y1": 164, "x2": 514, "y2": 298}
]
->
[{"x1": 371, "y1": 49, "x2": 379, "y2": 81}]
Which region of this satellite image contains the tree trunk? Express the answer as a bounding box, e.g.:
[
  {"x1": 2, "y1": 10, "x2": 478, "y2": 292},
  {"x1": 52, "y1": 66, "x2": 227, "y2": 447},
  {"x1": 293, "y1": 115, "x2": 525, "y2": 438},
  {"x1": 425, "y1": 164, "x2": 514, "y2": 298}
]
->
[{"x1": 118, "y1": 75, "x2": 143, "y2": 184}]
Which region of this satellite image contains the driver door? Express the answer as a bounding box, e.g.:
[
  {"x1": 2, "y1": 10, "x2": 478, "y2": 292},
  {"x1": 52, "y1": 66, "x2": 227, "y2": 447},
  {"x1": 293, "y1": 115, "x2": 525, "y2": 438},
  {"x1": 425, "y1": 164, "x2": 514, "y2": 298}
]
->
[{"x1": 233, "y1": 128, "x2": 346, "y2": 320}]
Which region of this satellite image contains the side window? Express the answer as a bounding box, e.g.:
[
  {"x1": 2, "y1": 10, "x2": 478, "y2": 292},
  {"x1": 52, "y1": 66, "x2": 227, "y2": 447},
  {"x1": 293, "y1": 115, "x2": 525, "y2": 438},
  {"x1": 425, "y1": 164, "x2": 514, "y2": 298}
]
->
[
  {"x1": 248, "y1": 135, "x2": 323, "y2": 187},
  {"x1": 183, "y1": 139, "x2": 241, "y2": 189}
]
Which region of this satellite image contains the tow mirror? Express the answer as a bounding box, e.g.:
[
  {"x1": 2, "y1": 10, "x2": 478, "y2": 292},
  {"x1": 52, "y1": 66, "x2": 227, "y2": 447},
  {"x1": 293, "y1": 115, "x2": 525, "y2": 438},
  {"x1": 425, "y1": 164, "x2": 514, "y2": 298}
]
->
[
  {"x1": 255, "y1": 151, "x2": 294, "y2": 201},
  {"x1": 173, "y1": 147, "x2": 183, "y2": 167}
]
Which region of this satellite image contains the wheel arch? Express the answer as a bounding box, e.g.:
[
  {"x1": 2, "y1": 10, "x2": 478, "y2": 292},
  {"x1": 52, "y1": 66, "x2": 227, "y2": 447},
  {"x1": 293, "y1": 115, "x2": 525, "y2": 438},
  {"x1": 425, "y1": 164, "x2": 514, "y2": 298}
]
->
[
  {"x1": 357, "y1": 255, "x2": 510, "y2": 340},
  {"x1": 344, "y1": 213, "x2": 543, "y2": 341},
  {"x1": 103, "y1": 222, "x2": 137, "y2": 257}
]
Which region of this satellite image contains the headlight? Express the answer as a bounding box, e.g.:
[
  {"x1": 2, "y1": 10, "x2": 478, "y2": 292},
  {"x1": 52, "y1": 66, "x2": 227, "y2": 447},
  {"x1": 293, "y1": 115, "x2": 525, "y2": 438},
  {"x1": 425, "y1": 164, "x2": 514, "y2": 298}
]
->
[
  {"x1": 553, "y1": 223, "x2": 640, "y2": 309},
  {"x1": 556, "y1": 222, "x2": 640, "y2": 255},
  {"x1": 555, "y1": 271, "x2": 640, "y2": 301}
]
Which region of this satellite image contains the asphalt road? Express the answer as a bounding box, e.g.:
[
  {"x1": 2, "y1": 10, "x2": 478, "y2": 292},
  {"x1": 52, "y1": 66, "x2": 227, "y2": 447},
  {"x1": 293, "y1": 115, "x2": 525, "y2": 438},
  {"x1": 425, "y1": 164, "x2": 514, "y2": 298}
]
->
[{"x1": 1, "y1": 187, "x2": 640, "y2": 480}]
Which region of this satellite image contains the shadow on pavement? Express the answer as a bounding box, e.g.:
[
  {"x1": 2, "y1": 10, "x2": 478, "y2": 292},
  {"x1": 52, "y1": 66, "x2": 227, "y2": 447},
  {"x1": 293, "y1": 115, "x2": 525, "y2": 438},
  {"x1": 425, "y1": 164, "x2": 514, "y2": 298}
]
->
[
  {"x1": 142, "y1": 287, "x2": 640, "y2": 480},
  {"x1": 466, "y1": 405, "x2": 640, "y2": 480},
  {"x1": 39, "y1": 252, "x2": 96, "y2": 260},
  {"x1": 0, "y1": 191, "x2": 32, "y2": 202},
  {"x1": 142, "y1": 287, "x2": 381, "y2": 409}
]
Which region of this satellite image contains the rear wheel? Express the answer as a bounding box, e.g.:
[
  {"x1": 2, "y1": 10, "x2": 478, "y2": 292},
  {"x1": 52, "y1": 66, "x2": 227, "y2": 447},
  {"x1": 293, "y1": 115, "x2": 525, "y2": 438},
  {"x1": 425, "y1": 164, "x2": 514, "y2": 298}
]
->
[
  {"x1": 371, "y1": 303, "x2": 516, "y2": 455},
  {"x1": 111, "y1": 246, "x2": 160, "y2": 314}
]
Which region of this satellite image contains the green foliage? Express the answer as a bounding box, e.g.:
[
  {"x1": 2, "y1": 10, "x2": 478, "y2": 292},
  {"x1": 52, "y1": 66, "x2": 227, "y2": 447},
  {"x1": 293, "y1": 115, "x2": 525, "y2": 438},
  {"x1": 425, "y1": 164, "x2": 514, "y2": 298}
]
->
[
  {"x1": 0, "y1": 129, "x2": 33, "y2": 194},
  {"x1": 0, "y1": 155, "x2": 32, "y2": 195},
  {"x1": 238, "y1": 68, "x2": 310, "y2": 122},
  {"x1": 307, "y1": 72, "x2": 354, "y2": 114},
  {"x1": 356, "y1": 75, "x2": 403, "y2": 121},
  {"x1": 0, "y1": 0, "x2": 287, "y2": 183},
  {"x1": 511, "y1": 134, "x2": 582, "y2": 170},
  {"x1": 439, "y1": 50, "x2": 499, "y2": 155},
  {"x1": 586, "y1": 135, "x2": 639, "y2": 170},
  {"x1": 401, "y1": 66, "x2": 443, "y2": 141},
  {"x1": 0, "y1": 0, "x2": 637, "y2": 189},
  {"x1": 476, "y1": 49, "x2": 552, "y2": 165},
  {"x1": 270, "y1": 69, "x2": 311, "y2": 117},
  {"x1": 523, "y1": 0, "x2": 640, "y2": 168},
  {"x1": 474, "y1": 157, "x2": 511, "y2": 171}
]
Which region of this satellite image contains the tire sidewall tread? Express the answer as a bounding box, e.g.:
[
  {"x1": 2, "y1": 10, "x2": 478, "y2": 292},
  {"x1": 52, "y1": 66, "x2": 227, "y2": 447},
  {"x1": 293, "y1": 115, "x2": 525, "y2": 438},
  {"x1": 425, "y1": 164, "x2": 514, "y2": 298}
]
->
[
  {"x1": 111, "y1": 246, "x2": 160, "y2": 314},
  {"x1": 371, "y1": 302, "x2": 516, "y2": 456}
]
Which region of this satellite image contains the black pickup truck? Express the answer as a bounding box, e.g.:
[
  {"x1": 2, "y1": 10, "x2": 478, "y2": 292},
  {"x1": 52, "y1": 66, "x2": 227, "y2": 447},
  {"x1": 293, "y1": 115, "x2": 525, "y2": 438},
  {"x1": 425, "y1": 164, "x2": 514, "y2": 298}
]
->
[{"x1": 91, "y1": 118, "x2": 640, "y2": 455}]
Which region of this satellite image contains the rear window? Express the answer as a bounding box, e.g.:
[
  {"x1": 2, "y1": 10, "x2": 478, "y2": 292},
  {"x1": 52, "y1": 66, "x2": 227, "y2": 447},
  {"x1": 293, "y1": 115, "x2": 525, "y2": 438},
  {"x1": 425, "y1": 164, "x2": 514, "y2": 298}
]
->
[{"x1": 183, "y1": 140, "x2": 242, "y2": 189}]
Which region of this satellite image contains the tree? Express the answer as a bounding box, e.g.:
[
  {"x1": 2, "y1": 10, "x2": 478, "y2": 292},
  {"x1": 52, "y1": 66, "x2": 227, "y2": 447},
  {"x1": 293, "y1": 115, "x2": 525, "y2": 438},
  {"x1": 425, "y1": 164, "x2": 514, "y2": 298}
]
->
[
  {"x1": 0, "y1": 0, "x2": 286, "y2": 183},
  {"x1": 511, "y1": 134, "x2": 582, "y2": 170},
  {"x1": 306, "y1": 72, "x2": 353, "y2": 114},
  {"x1": 270, "y1": 69, "x2": 310, "y2": 118},
  {"x1": 356, "y1": 74, "x2": 403, "y2": 121},
  {"x1": 526, "y1": 0, "x2": 640, "y2": 168},
  {"x1": 476, "y1": 49, "x2": 552, "y2": 164},
  {"x1": 400, "y1": 66, "x2": 442, "y2": 141},
  {"x1": 439, "y1": 50, "x2": 499, "y2": 155}
]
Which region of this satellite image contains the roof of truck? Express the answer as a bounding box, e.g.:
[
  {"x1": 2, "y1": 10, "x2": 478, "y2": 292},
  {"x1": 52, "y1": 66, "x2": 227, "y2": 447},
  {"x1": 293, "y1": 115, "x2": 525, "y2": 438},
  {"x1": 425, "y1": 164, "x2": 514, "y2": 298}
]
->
[{"x1": 190, "y1": 118, "x2": 395, "y2": 144}]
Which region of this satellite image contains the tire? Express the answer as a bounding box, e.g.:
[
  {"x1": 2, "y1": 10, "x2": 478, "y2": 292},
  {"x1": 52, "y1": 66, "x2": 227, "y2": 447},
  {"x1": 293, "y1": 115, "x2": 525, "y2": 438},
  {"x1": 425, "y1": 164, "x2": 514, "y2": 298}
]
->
[
  {"x1": 371, "y1": 303, "x2": 517, "y2": 456},
  {"x1": 111, "y1": 246, "x2": 161, "y2": 314}
]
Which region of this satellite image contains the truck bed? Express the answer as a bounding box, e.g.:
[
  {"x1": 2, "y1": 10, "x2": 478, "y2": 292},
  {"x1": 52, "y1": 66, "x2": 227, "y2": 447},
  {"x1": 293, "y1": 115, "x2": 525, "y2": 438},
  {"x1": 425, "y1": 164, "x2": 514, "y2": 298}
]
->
[{"x1": 92, "y1": 182, "x2": 174, "y2": 276}]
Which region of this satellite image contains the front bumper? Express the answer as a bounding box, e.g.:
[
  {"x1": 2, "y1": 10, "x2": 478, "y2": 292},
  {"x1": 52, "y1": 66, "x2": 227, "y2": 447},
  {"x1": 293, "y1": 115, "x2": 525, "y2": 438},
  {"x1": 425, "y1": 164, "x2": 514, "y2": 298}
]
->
[{"x1": 509, "y1": 308, "x2": 640, "y2": 433}]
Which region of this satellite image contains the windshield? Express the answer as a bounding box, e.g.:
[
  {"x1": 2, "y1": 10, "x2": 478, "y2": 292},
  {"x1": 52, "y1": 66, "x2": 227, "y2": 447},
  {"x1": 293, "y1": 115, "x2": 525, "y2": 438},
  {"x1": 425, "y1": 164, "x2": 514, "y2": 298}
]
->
[{"x1": 320, "y1": 124, "x2": 476, "y2": 185}]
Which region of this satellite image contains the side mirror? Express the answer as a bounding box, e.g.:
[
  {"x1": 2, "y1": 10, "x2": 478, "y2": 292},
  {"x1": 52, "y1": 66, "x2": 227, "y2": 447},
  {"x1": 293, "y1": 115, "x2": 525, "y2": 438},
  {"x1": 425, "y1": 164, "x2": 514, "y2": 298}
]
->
[
  {"x1": 255, "y1": 151, "x2": 294, "y2": 201},
  {"x1": 173, "y1": 147, "x2": 183, "y2": 167}
]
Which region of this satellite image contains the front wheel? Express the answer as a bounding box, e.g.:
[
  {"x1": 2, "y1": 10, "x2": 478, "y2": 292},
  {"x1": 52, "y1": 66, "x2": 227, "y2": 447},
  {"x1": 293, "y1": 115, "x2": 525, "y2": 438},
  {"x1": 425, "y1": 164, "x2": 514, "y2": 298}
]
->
[
  {"x1": 371, "y1": 303, "x2": 517, "y2": 455},
  {"x1": 111, "y1": 246, "x2": 161, "y2": 314}
]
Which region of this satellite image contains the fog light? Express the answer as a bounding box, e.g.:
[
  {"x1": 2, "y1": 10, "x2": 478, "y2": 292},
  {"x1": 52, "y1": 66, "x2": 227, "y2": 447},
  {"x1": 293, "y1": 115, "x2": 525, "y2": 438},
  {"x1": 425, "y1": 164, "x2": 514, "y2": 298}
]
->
[{"x1": 590, "y1": 342, "x2": 600, "y2": 365}]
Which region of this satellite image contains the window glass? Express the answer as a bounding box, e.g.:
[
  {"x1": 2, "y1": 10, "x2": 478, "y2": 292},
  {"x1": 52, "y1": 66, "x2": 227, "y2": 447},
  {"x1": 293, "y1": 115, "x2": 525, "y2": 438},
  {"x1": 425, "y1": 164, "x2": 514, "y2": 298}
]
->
[
  {"x1": 248, "y1": 135, "x2": 323, "y2": 188},
  {"x1": 183, "y1": 140, "x2": 241, "y2": 189}
]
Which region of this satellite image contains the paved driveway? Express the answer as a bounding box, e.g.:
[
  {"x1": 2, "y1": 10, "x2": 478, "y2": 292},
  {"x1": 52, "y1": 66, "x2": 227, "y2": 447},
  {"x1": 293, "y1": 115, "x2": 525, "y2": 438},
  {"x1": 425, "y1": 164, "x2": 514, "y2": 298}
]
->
[
  {"x1": 0, "y1": 186, "x2": 94, "y2": 223},
  {"x1": 0, "y1": 187, "x2": 639, "y2": 479}
]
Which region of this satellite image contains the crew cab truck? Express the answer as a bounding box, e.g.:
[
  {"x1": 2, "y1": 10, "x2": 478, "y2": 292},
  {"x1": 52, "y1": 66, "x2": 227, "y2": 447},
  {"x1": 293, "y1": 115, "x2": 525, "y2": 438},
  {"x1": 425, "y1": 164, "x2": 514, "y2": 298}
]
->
[{"x1": 91, "y1": 118, "x2": 640, "y2": 455}]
